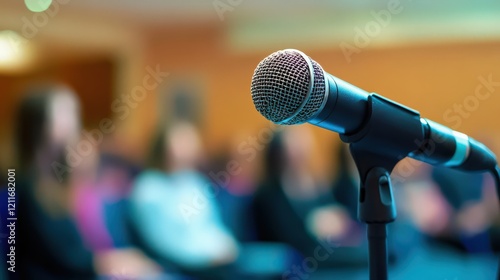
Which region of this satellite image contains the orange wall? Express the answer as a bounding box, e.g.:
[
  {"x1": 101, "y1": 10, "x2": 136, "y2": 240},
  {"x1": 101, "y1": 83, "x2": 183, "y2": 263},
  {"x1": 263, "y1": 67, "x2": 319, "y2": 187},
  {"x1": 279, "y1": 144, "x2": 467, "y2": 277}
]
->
[
  {"x1": 0, "y1": 58, "x2": 115, "y2": 168},
  {"x1": 119, "y1": 28, "x2": 500, "y2": 174},
  {"x1": 3, "y1": 23, "x2": 499, "y2": 176}
]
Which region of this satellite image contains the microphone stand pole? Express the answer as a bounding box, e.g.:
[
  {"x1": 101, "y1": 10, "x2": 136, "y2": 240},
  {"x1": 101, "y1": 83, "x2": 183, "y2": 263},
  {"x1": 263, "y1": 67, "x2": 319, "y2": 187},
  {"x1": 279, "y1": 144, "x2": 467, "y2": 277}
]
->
[
  {"x1": 347, "y1": 152, "x2": 396, "y2": 280},
  {"x1": 340, "y1": 94, "x2": 426, "y2": 280}
]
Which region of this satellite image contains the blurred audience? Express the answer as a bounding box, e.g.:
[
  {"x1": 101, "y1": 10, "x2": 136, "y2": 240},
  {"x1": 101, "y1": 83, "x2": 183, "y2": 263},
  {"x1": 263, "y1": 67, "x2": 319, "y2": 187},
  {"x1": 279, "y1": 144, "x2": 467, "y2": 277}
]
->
[
  {"x1": 74, "y1": 152, "x2": 139, "y2": 251},
  {"x1": 399, "y1": 159, "x2": 500, "y2": 256},
  {"x1": 429, "y1": 166, "x2": 496, "y2": 253},
  {"x1": 331, "y1": 143, "x2": 360, "y2": 220},
  {"x1": 14, "y1": 84, "x2": 160, "y2": 280},
  {"x1": 211, "y1": 137, "x2": 260, "y2": 242},
  {"x1": 128, "y1": 121, "x2": 239, "y2": 278},
  {"x1": 252, "y1": 127, "x2": 368, "y2": 268},
  {"x1": 15, "y1": 85, "x2": 97, "y2": 279},
  {"x1": 6, "y1": 82, "x2": 498, "y2": 279}
]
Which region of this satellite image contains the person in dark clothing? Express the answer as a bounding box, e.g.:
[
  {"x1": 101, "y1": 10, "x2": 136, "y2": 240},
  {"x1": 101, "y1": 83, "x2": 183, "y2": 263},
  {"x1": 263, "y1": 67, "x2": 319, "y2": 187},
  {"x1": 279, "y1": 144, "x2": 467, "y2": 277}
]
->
[
  {"x1": 331, "y1": 143, "x2": 359, "y2": 220},
  {"x1": 14, "y1": 85, "x2": 162, "y2": 279},
  {"x1": 430, "y1": 166, "x2": 494, "y2": 253},
  {"x1": 252, "y1": 128, "x2": 368, "y2": 269},
  {"x1": 18, "y1": 179, "x2": 97, "y2": 280},
  {"x1": 15, "y1": 85, "x2": 97, "y2": 279}
]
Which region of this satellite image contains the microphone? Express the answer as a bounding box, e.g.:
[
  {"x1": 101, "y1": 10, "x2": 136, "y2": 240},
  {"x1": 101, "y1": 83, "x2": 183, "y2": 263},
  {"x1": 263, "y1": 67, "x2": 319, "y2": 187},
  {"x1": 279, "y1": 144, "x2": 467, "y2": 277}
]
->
[{"x1": 250, "y1": 49, "x2": 497, "y2": 172}]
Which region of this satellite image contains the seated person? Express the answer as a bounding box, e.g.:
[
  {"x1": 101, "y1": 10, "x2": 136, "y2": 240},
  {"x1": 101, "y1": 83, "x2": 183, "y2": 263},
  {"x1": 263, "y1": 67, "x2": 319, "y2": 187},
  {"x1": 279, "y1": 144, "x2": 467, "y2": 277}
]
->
[
  {"x1": 15, "y1": 85, "x2": 96, "y2": 279},
  {"x1": 430, "y1": 165, "x2": 495, "y2": 253},
  {"x1": 16, "y1": 85, "x2": 160, "y2": 280},
  {"x1": 129, "y1": 121, "x2": 239, "y2": 277},
  {"x1": 252, "y1": 127, "x2": 368, "y2": 269}
]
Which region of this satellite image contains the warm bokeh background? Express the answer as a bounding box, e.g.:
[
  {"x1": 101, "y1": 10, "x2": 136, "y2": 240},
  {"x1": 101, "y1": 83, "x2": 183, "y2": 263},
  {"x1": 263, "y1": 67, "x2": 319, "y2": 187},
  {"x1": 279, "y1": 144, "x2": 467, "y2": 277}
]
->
[
  {"x1": 1, "y1": 1, "x2": 500, "y2": 279},
  {"x1": 1, "y1": 0, "x2": 499, "y2": 176}
]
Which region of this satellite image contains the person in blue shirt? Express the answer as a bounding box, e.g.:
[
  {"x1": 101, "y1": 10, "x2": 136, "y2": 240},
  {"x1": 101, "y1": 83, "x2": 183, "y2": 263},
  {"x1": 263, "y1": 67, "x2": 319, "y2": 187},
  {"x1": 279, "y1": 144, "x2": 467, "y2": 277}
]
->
[{"x1": 129, "y1": 121, "x2": 239, "y2": 278}]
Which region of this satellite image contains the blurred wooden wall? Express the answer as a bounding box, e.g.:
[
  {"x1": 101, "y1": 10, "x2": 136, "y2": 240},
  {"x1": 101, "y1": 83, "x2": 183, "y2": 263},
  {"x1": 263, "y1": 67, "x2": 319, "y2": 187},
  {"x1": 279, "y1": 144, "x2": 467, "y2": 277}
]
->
[
  {"x1": 0, "y1": 57, "x2": 115, "y2": 168},
  {"x1": 1, "y1": 23, "x2": 499, "y2": 178},
  {"x1": 124, "y1": 26, "x2": 500, "y2": 176}
]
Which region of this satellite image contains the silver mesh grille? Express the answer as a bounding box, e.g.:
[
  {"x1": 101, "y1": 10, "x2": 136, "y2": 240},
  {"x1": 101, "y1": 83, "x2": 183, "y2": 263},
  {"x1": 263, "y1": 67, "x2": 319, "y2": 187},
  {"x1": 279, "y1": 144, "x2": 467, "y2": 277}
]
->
[{"x1": 250, "y1": 49, "x2": 326, "y2": 125}]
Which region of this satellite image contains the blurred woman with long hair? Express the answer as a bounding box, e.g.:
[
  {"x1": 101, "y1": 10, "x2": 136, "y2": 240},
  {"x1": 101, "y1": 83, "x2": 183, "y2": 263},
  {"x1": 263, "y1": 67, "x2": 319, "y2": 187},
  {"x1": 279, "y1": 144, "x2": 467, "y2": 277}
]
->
[
  {"x1": 16, "y1": 85, "x2": 160, "y2": 279},
  {"x1": 16, "y1": 85, "x2": 97, "y2": 279},
  {"x1": 252, "y1": 127, "x2": 368, "y2": 268},
  {"x1": 129, "y1": 120, "x2": 238, "y2": 278}
]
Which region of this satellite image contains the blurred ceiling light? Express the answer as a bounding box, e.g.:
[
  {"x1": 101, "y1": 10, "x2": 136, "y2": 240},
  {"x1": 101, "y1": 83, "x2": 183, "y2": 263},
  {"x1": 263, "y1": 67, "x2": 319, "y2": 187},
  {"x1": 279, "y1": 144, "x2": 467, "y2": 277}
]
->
[
  {"x1": 25, "y1": 0, "x2": 53, "y2": 12},
  {"x1": 0, "y1": 30, "x2": 34, "y2": 73}
]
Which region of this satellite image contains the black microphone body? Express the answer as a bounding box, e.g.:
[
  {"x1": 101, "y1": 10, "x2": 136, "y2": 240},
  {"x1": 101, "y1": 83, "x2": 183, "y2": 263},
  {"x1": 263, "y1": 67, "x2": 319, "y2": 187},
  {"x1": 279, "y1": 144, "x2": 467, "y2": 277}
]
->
[{"x1": 250, "y1": 49, "x2": 497, "y2": 172}]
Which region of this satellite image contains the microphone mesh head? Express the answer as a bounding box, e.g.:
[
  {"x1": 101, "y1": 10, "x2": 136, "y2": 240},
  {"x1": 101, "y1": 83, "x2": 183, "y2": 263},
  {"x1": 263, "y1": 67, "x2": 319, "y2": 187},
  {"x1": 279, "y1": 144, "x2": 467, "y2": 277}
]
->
[{"x1": 250, "y1": 49, "x2": 326, "y2": 125}]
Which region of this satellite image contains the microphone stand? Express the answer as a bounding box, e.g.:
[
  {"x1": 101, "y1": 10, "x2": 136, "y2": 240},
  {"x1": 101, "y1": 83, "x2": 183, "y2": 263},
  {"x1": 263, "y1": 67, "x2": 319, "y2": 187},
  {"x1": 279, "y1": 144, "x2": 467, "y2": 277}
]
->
[
  {"x1": 348, "y1": 149, "x2": 397, "y2": 280},
  {"x1": 340, "y1": 94, "x2": 426, "y2": 280}
]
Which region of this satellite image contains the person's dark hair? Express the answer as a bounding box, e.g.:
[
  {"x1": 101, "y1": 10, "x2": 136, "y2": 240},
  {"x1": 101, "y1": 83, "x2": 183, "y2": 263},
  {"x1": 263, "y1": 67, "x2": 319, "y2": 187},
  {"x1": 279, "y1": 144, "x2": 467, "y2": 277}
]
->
[
  {"x1": 147, "y1": 121, "x2": 169, "y2": 171},
  {"x1": 336, "y1": 142, "x2": 351, "y2": 174},
  {"x1": 15, "y1": 84, "x2": 76, "y2": 173},
  {"x1": 263, "y1": 131, "x2": 286, "y2": 184},
  {"x1": 15, "y1": 88, "x2": 52, "y2": 170}
]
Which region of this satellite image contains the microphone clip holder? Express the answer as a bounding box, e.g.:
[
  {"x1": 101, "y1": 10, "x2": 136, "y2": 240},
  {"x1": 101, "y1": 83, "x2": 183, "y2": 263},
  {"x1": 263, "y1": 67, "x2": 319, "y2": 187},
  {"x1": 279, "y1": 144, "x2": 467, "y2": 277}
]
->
[{"x1": 340, "y1": 93, "x2": 425, "y2": 280}]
